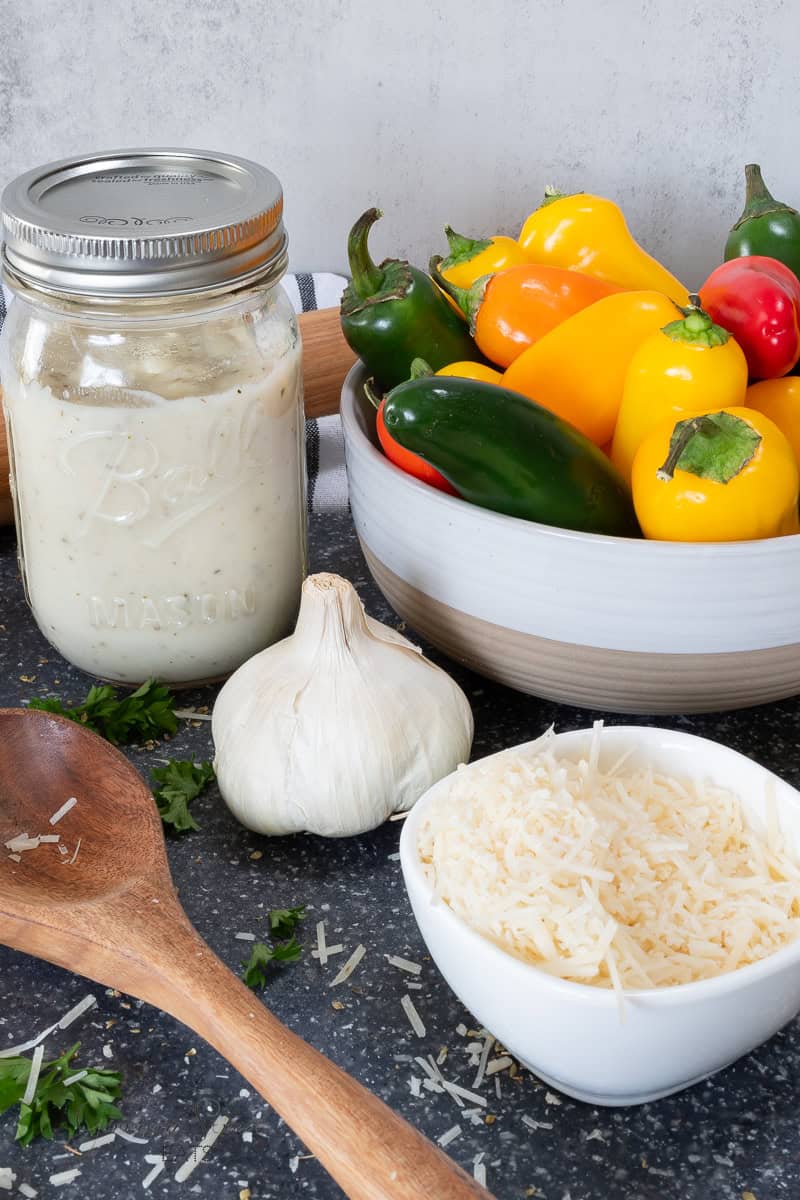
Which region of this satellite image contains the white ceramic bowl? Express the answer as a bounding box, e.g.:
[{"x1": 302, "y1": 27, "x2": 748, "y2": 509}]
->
[
  {"x1": 399, "y1": 725, "x2": 800, "y2": 1107},
  {"x1": 341, "y1": 364, "x2": 800, "y2": 713}
]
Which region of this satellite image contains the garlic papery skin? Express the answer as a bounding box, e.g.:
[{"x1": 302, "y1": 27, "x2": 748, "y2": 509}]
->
[{"x1": 211, "y1": 572, "x2": 474, "y2": 837}]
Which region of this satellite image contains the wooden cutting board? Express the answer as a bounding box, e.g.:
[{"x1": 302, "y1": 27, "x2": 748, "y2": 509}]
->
[{"x1": 0, "y1": 307, "x2": 355, "y2": 527}]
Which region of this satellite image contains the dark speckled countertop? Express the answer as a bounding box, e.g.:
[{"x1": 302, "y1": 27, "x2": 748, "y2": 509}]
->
[{"x1": 1, "y1": 511, "x2": 800, "y2": 1200}]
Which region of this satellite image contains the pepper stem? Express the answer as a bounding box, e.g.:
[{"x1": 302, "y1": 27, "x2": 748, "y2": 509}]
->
[
  {"x1": 409, "y1": 358, "x2": 434, "y2": 380},
  {"x1": 429, "y1": 255, "x2": 491, "y2": 334},
  {"x1": 730, "y1": 164, "x2": 797, "y2": 229},
  {"x1": 363, "y1": 377, "x2": 383, "y2": 411},
  {"x1": 347, "y1": 208, "x2": 385, "y2": 299},
  {"x1": 661, "y1": 293, "x2": 730, "y2": 347},
  {"x1": 744, "y1": 163, "x2": 774, "y2": 206},
  {"x1": 657, "y1": 417, "x2": 708, "y2": 482},
  {"x1": 442, "y1": 226, "x2": 492, "y2": 269},
  {"x1": 429, "y1": 255, "x2": 471, "y2": 317}
]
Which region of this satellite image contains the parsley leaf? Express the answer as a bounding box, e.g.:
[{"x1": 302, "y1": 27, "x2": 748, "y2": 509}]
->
[
  {"x1": 242, "y1": 936, "x2": 302, "y2": 989},
  {"x1": 29, "y1": 679, "x2": 178, "y2": 745},
  {"x1": 269, "y1": 906, "x2": 306, "y2": 940},
  {"x1": 0, "y1": 1043, "x2": 122, "y2": 1147},
  {"x1": 151, "y1": 760, "x2": 215, "y2": 834}
]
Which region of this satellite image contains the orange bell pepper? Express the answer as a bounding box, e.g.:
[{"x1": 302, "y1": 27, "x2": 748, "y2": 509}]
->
[
  {"x1": 503, "y1": 290, "x2": 679, "y2": 446},
  {"x1": 430, "y1": 257, "x2": 622, "y2": 369}
]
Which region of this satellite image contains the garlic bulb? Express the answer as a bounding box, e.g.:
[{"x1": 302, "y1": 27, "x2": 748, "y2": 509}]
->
[{"x1": 211, "y1": 573, "x2": 473, "y2": 837}]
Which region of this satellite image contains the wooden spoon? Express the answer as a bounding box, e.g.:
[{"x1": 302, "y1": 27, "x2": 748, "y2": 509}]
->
[{"x1": 0, "y1": 708, "x2": 490, "y2": 1200}]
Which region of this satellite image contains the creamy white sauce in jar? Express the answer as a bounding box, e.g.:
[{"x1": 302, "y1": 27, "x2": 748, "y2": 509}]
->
[
  {"x1": 0, "y1": 148, "x2": 306, "y2": 685},
  {"x1": 4, "y1": 321, "x2": 304, "y2": 682}
]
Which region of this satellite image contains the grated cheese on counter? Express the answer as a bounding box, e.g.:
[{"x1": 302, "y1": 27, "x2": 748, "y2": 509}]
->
[{"x1": 418, "y1": 727, "x2": 800, "y2": 993}]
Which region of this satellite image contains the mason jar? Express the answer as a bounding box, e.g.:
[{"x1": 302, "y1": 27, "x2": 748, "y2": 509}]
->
[{"x1": 0, "y1": 149, "x2": 306, "y2": 686}]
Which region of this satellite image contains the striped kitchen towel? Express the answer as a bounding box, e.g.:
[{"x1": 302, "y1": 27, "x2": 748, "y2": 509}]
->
[
  {"x1": 289, "y1": 272, "x2": 350, "y2": 515},
  {"x1": 0, "y1": 273, "x2": 351, "y2": 516}
]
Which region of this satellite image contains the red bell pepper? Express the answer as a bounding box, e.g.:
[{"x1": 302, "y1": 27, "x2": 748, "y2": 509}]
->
[
  {"x1": 699, "y1": 255, "x2": 800, "y2": 379},
  {"x1": 376, "y1": 399, "x2": 458, "y2": 495}
]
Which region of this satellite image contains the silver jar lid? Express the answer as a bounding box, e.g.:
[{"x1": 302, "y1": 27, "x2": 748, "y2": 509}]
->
[{"x1": 0, "y1": 147, "x2": 288, "y2": 297}]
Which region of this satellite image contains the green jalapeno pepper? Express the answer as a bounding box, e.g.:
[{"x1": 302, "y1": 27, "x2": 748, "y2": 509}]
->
[
  {"x1": 382, "y1": 375, "x2": 641, "y2": 537},
  {"x1": 339, "y1": 209, "x2": 485, "y2": 391}
]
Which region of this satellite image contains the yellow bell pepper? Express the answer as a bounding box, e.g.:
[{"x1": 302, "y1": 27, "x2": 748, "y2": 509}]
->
[
  {"x1": 745, "y1": 376, "x2": 800, "y2": 466},
  {"x1": 611, "y1": 298, "x2": 749, "y2": 484},
  {"x1": 518, "y1": 189, "x2": 689, "y2": 305},
  {"x1": 502, "y1": 290, "x2": 678, "y2": 446},
  {"x1": 439, "y1": 226, "x2": 532, "y2": 290},
  {"x1": 632, "y1": 407, "x2": 800, "y2": 542},
  {"x1": 436, "y1": 360, "x2": 504, "y2": 384}
]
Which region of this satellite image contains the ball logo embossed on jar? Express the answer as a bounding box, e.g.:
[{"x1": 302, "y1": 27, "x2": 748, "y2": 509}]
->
[{"x1": 57, "y1": 395, "x2": 266, "y2": 547}]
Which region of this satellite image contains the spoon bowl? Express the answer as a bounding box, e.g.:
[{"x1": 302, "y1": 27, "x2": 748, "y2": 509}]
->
[
  {"x1": 0, "y1": 709, "x2": 166, "y2": 905},
  {"x1": 0, "y1": 708, "x2": 489, "y2": 1200}
]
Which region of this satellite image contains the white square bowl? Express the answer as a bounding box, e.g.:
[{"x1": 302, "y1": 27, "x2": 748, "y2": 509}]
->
[{"x1": 400, "y1": 725, "x2": 800, "y2": 1106}]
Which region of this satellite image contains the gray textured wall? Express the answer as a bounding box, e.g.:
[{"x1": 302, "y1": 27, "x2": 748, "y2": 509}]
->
[{"x1": 0, "y1": 0, "x2": 797, "y2": 287}]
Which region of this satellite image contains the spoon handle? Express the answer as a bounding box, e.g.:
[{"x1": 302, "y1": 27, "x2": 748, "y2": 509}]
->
[{"x1": 149, "y1": 907, "x2": 492, "y2": 1200}]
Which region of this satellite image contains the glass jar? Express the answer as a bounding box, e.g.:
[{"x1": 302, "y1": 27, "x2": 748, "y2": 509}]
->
[{"x1": 0, "y1": 150, "x2": 306, "y2": 686}]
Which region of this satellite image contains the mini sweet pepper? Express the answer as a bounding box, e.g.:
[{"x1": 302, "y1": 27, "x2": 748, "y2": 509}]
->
[
  {"x1": 518, "y1": 189, "x2": 689, "y2": 304},
  {"x1": 502, "y1": 290, "x2": 678, "y2": 446},
  {"x1": 438, "y1": 225, "x2": 532, "y2": 290},
  {"x1": 632, "y1": 408, "x2": 800, "y2": 542},
  {"x1": 611, "y1": 296, "x2": 749, "y2": 483},
  {"x1": 699, "y1": 255, "x2": 800, "y2": 380},
  {"x1": 430, "y1": 257, "x2": 622, "y2": 369}
]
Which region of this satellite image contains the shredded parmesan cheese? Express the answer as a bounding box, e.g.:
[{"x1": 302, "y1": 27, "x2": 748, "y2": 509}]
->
[
  {"x1": 18, "y1": 1183, "x2": 37, "y2": 1198},
  {"x1": 48, "y1": 797, "x2": 77, "y2": 826},
  {"x1": 77, "y1": 1133, "x2": 115, "y2": 1152},
  {"x1": 142, "y1": 1156, "x2": 165, "y2": 1190},
  {"x1": 329, "y1": 944, "x2": 366, "y2": 987},
  {"x1": 400, "y1": 995, "x2": 426, "y2": 1038},
  {"x1": 58, "y1": 995, "x2": 96, "y2": 1030},
  {"x1": 0, "y1": 1168, "x2": 14, "y2": 1191},
  {"x1": 48, "y1": 1170, "x2": 81, "y2": 1188},
  {"x1": 437, "y1": 1125, "x2": 461, "y2": 1147},
  {"x1": 22, "y1": 1045, "x2": 44, "y2": 1107},
  {"x1": 385, "y1": 955, "x2": 422, "y2": 975},
  {"x1": 418, "y1": 729, "x2": 800, "y2": 993},
  {"x1": 174, "y1": 1115, "x2": 229, "y2": 1182}
]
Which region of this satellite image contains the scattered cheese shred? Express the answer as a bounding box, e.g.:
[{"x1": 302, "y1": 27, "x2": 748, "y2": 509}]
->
[
  {"x1": 486, "y1": 1056, "x2": 514, "y2": 1076},
  {"x1": 0, "y1": 1168, "x2": 14, "y2": 1191},
  {"x1": 234, "y1": 932, "x2": 256, "y2": 942},
  {"x1": 22, "y1": 1045, "x2": 44, "y2": 1108},
  {"x1": 385, "y1": 955, "x2": 422, "y2": 976},
  {"x1": 437, "y1": 1125, "x2": 462, "y2": 1148},
  {"x1": 48, "y1": 1170, "x2": 81, "y2": 1188},
  {"x1": 442, "y1": 1080, "x2": 487, "y2": 1107},
  {"x1": 62, "y1": 1070, "x2": 88, "y2": 1087},
  {"x1": 77, "y1": 1133, "x2": 115, "y2": 1152},
  {"x1": 18, "y1": 1183, "x2": 37, "y2": 1198},
  {"x1": 142, "y1": 1155, "x2": 165, "y2": 1190},
  {"x1": 329, "y1": 944, "x2": 366, "y2": 987},
  {"x1": 58, "y1": 994, "x2": 96, "y2": 1030},
  {"x1": 418, "y1": 728, "x2": 800, "y2": 992},
  {"x1": 5, "y1": 836, "x2": 40, "y2": 853},
  {"x1": 116, "y1": 1129, "x2": 149, "y2": 1145},
  {"x1": 315, "y1": 921, "x2": 328, "y2": 966},
  {"x1": 472, "y1": 1035, "x2": 495, "y2": 1090},
  {"x1": 173, "y1": 1115, "x2": 229, "y2": 1182},
  {"x1": 400, "y1": 995, "x2": 426, "y2": 1039},
  {"x1": 48, "y1": 797, "x2": 77, "y2": 826}
]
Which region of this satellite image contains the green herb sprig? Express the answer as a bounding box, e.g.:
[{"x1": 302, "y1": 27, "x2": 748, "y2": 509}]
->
[
  {"x1": 151, "y1": 760, "x2": 215, "y2": 834},
  {"x1": 242, "y1": 907, "x2": 306, "y2": 990},
  {"x1": 0, "y1": 1043, "x2": 122, "y2": 1147},
  {"x1": 29, "y1": 679, "x2": 177, "y2": 745}
]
